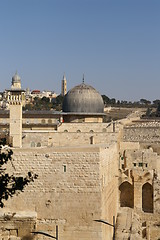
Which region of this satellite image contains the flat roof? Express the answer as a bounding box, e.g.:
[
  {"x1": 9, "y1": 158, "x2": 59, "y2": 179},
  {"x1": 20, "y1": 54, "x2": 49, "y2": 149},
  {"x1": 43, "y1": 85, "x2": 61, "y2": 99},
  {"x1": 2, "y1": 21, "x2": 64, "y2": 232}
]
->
[{"x1": 0, "y1": 109, "x2": 106, "y2": 117}]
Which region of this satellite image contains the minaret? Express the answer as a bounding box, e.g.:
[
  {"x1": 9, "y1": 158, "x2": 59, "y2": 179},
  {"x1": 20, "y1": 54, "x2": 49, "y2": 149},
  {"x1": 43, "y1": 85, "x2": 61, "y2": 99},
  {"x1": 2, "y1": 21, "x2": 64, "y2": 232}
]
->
[
  {"x1": 8, "y1": 72, "x2": 24, "y2": 148},
  {"x1": 82, "y1": 74, "x2": 85, "y2": 84},
  {"x1": 61, "y1": 74, "x2": 67, "y2": 96}
]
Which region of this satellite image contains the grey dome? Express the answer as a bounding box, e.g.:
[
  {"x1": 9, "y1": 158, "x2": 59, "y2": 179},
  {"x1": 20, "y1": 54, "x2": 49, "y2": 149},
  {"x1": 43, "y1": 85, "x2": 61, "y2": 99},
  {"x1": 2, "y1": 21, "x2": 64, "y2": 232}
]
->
[
  {"x1": 62, "y1": 83, "x2": 104, "y2": 113},
  {"x1": 12, "y1": 72, "x2": 21, "y2": 84}
]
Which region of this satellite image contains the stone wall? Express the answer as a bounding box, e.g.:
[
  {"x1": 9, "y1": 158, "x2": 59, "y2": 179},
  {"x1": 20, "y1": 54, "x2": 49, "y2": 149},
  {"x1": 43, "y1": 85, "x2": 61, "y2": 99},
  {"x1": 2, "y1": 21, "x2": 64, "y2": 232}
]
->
[
  {"x1": 123, "y1": 126, "x2": 160, "y2": 143},
  {"x1": 0, "y1": 211, "x2": 37, "y2": 240},
  {"x1": 100, "y1": 144, "x2": 119, "y2": 240},
  {"x1": 139, "y1": 212, "x2": 160, "y2": 239},
  {"x1": 118, "y1": 147, "x2": 160, "y2": 215},
  {"x1": 4, "y1": 144, "x2": 118, "y2": 240},
  {"x1": 10, "y1": 104, "x2": 22, "y2": 148},
  {"x1": 22, "y1": 131, "x2": 118, "y2": 148},
  {"x1": 120, "y1": 142, "x2": 140, "y2": 151},
  {"x1": 121, "y1": 149, "x2": 158, "y2": 170},
  {"x1": 58, "y1": 122, "x2": 116, "y2": 133}
]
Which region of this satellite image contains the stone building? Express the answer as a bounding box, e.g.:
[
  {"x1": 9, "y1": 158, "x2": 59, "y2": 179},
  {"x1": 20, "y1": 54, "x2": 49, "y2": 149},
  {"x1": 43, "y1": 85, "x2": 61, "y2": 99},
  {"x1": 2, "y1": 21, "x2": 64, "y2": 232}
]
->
[
  {"x1": 7, "y1": 72, "x2": 25, "y2": 148},
  {"x1": 116, "y1": 120, "x2": 160, "y2": 239},
  {"x1": 0, "y1": 74, "x2": 159, "y2": 239}
]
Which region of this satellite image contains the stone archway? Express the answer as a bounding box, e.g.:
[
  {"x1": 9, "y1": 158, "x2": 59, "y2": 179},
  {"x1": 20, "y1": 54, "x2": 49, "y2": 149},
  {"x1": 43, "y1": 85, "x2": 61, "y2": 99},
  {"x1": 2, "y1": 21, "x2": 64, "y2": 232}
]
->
[
  {"x1": 142, "y1": 182, "x2": 153, "y2": 213},
  {"x1": 31, "y1": 142, "x2": 35, "y2": 147},
  {"x1": 37, "y1": 142, "x2": 41, "y2": 147},
  {"x1": 119, "y1": 181, "x2": 134, "y2": 208}
]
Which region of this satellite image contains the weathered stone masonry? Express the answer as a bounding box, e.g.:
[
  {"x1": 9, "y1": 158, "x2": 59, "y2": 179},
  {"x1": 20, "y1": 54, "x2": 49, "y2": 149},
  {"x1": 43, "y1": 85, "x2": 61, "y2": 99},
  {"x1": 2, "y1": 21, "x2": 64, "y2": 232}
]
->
[{"x1": 4, "y1": 145, "x2": 118, "y2": 240}]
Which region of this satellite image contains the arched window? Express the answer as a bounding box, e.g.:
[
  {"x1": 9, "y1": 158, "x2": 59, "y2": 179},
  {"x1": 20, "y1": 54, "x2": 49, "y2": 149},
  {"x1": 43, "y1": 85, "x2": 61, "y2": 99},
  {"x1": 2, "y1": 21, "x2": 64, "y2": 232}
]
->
[
  {"x1": 90, "y1": 136, "x2": 94, "y2": 144},
  {"x1": 90, "y1": 130, "x2": 94, "y2": 133},
  {"x1": 34, "y1": 119, "x2": 38, "y2": 124},
  {"x1": 77, "y1": 130, "x2": 81, "y2": 133},
  {"x1": 48, "y1": 119, "x2": 52, "y2": 124},
  {"x1": 37, "y1": 142, "x2": 41, "y2": 147},
  {"x1": 64, "y1": 130, "x2": 68, "y2": 132},
  {"x1": 41, "y1": 119, "x2": 45, "y2": 124},
  {"x1": 31, "y1": 142, "x2": 35, "y2": 147},
  {"x1": 142, "y1": 183, "x2": 153, "y2": 213},
  {"x1": 119, "y1": 181, "x2": 134, "y2": 208}
]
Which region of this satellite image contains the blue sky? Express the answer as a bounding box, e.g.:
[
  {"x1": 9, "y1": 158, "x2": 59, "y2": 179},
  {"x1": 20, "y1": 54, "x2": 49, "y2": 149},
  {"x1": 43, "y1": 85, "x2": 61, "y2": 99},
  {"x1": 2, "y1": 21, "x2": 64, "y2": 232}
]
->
[{"x1": 0, "y1": 0, "x2": 160, "y2": 101}]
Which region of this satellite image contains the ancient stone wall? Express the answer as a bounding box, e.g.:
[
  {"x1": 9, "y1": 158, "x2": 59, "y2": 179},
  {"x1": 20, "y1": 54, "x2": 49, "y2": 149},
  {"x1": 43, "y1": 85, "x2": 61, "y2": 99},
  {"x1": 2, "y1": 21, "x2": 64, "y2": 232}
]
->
[
  {"x1": 9, "y1": 104, "x2": 22, "y2": 148},
  {"x1": 115, "y1": 120, "x2": 160, "y2": 239},
  {"x1": 123, "y1": 126, "x2": 160, "y2": 142},
  {"x1": 121, "y1": 149, "x2": 158, "y2": 170},
  {"x1": 58, "y1": 122, "x2": 116, "y2": 133},
  {"x1": 22, "y1": 131, "x2": 118, "y2": 148},
  {"x1": 120, "y1": 142, "x2": 140, "y2": 151},
  {"x1": 0, "y1": 211, "x2": 37, "y2": 240},
  {"x1": 4, "y1": 144, "x2": 118, "y2": 240},
  {"x1": 118, "y1": 147, "x2": 160, "y2": 214},
  {"x1": 100, "y1": 144, "x2": 119, "y2": 240}
]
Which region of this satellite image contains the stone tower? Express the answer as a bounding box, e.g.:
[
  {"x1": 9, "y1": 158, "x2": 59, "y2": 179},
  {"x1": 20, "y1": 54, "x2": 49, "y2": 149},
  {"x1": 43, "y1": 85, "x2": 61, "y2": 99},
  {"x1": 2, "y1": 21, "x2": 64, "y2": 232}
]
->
[
  {"x1": 61, "y1": 74, "x2": 67, "y2": 96},
  {"x1": 8, "y1": 72, "x2": 24, "y2": 148}
]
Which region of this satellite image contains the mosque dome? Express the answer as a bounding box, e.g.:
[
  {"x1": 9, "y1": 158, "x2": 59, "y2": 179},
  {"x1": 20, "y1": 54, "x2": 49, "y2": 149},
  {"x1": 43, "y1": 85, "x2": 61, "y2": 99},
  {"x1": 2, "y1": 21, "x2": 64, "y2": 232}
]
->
[
  {"x1": 12, "y1": 72, "x2": 21, "y2": 84},
  {"x1": 62, "y1": 83, "x2": 104, "y2": 113}
]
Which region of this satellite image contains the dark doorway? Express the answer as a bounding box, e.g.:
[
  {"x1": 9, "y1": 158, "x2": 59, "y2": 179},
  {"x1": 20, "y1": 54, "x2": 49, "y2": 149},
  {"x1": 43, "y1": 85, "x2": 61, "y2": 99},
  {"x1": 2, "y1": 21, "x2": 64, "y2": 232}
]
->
[
  {"x1": 119, "y1": 181, "x2": 134, "y2": 208},
  {"x1": 142, "y1": 183, "x2": 153, "y2": 213}
]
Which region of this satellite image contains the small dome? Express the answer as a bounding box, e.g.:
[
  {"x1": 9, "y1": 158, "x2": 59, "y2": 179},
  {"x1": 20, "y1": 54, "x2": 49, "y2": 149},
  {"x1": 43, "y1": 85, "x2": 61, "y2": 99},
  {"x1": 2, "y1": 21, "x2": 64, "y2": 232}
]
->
[
  {"x1": 62, "y1": 83, "x2": 104, "y2": 113},
  {"x1": 12, "y1": 72, "x2": 21, "y2": 84}
]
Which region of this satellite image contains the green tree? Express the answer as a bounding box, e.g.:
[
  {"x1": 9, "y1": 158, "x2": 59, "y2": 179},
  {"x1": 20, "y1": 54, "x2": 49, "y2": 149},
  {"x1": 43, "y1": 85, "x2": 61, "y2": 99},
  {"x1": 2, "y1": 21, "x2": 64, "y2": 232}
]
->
[
  {"x1": 41, "y1": 97, "x2": 50, "y2": 103},
  {"x1": 52, "y1": 95, "x2": 64, "y2": 111},
  {"x1": 140, "y1": 99, "x2": 151, "y2": 105},
  {"x1": 55, "y1": 95, "x2": 64, "y2": 105},
  {"x1": 153, "y1": 99, "x2": 160, "y2": 107},
  {"x1": 0, "y1": 145, "x2": 38, "y2": 208},
  {"x1": 156, "y1": 103, "x2": 160, "y2": 117},
  {"x1": 101, "y1": 95, "x2": 110, "y2": 105},
  {"x1": 121, "y1": 100, "x2": 128, "y2": 105},
  {"x1": 23, "y1": 103, "x2": 33, "y2": 111},
  {"x1": 110, "y1": 98, "x2": 116, "y2": 104}
]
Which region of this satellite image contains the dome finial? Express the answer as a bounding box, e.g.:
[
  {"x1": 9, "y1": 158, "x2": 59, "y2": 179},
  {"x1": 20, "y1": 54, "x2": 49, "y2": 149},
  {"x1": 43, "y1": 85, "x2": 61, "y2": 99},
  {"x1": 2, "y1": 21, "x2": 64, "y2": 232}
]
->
[{"x1": 82, "y1": 74, "x2": 85, "y2": 84}]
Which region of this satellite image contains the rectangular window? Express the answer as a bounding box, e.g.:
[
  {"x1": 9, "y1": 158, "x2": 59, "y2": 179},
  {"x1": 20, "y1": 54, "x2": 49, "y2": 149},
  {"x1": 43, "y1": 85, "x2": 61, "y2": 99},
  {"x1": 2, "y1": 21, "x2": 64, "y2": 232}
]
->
[
  {"x1": 63, "y1": 165, "x2": 67, "y2": 172},
  {"x1": 145, "y1": 163, "x2": 148, "y2": 167},
  {"x1": 133, "y1": 163, "x2": 136, "y2": 167}
]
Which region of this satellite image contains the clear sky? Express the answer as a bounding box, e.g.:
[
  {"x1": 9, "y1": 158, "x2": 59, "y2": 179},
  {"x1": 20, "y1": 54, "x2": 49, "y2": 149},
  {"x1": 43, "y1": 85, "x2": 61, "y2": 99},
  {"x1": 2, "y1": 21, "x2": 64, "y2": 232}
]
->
[{"x1": 0, "y1": 0, "x2": 160, "y2": 101}]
